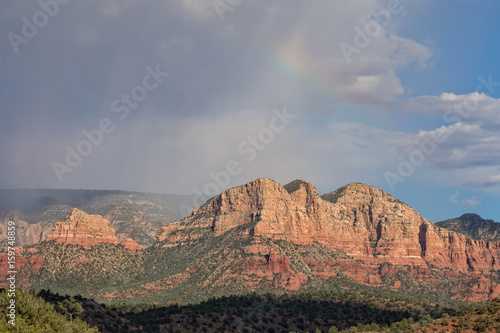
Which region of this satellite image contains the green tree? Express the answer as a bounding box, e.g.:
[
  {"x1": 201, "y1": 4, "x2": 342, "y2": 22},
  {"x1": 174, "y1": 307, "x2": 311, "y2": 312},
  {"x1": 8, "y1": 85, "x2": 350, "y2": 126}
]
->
[
  {"x1": 0, "y1": 288, "x2": 98, "y2": 333},
  {"x1": 58, "y1": 298, "x2": 84, "y2": 323}
]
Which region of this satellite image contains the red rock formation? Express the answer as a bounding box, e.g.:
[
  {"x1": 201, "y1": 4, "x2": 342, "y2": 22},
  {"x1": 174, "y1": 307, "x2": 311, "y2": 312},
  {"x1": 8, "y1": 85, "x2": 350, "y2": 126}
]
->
[
  {"x1": 158, "y1": 178, "x2": 500, "y2": 273},
  {"x1": 7, "y1": 179, "x2": 500, "y2": 301},
  {"x1": 120, "y1": 238, "x2": 141, "y2": 250},
  {"x1": 46, "y1": 208, "x2": 119, "y2": 247},
  {"x1": 265, "y1": 249, "x2": 291, "y2": 273},
  {"x1": 156, "y1": 178, "x2": 500, "y2": 300}
]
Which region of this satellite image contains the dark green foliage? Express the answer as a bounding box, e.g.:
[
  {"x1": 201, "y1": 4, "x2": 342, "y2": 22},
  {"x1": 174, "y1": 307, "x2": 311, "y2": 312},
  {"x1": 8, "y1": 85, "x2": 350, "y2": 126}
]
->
[
  {"x1": 27, "y1": 241, "x2": 143, "y2": 296},
  {"x1": 283, "y1": 180, "x2": 308, "y2": 194},
  {"x1": 60, "y1": 290, "x2": 465, "y2": 333},
  {"x1": 37, "y1": 290, "x2": 145, "y2": 333},
  {"x1": 58, "y1": 298, "x2": 84, "y2": 323},
  {"x1": 473, "y1": 317, "x2": 491, "y2": 332},
  {"x1": 321, "y1": 185, "x2": 348, "y2": 204},
  {"x1": 0, "y1": 288, "x2": 99, "y2": 332}
]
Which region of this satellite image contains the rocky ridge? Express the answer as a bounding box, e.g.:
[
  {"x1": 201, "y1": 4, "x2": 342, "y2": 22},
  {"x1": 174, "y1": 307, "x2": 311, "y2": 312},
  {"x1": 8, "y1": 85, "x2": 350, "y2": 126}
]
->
[
  {"x1": 155, "y1": 178, "x2": 500, "y2": 301},
  {"x1": 157, "y1": 178, "x2": 500, "y2": 272}
]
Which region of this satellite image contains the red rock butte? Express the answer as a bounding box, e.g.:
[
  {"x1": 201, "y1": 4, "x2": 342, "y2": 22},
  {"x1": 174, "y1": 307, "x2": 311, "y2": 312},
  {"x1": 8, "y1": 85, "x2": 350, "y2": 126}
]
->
[{"x1": 46, "y1": 208, "x2": 140, "y2": 250}]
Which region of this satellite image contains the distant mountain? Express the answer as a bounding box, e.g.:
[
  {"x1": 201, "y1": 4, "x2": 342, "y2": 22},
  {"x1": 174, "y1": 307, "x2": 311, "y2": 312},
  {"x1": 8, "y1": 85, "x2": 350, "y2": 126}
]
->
[
  {"x1": 5, "y1": 179, "x2": 500, "y2": 305},
  {"x1": 0, "y1": 189, "x2": 194, "y2": 247},
  {"x1": 436, "y1": 214, "x2": 500, "y2": 242}
]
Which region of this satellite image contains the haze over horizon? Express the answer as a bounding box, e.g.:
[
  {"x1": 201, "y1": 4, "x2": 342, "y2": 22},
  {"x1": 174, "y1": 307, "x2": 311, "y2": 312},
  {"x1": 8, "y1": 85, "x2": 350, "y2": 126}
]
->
[{"x1": 1, "y1": 0, "x2": 500, "y2": 222}]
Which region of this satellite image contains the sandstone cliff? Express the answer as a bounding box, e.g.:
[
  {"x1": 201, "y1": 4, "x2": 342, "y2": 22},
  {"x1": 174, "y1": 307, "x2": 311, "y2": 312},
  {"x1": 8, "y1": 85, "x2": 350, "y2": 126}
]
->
[
  {"x1": 155, "y1": 178, "x2": 500, "y2": 300},
  {"x1": 46, "y1": 208, "x2": 141, "y2": 250},
  {"x1": 46, "y1": 208, "x2": 119, "y2": 247},
  {"x1": 157, "y1": 178, "x2": 500, "y2": 272}
]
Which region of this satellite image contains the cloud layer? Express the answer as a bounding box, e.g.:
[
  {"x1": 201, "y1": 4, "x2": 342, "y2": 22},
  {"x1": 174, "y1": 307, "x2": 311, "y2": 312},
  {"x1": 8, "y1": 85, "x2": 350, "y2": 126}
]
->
[{"x1": 1, "y1": 0, "x2": 499, "y2": 203}]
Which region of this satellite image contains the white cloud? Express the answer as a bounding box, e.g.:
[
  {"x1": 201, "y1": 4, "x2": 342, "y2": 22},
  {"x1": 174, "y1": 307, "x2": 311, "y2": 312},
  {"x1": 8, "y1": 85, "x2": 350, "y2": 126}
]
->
[
  {"x1": 424, "y1": 123, "x2": 500, "y2": 168},
  {"x1": 391, "y1": 91, "x2": 500, "y2": 124},
  {"x1": 461, "y1": 174, "x2": 500, "y2": 189},
  {"x1": 449, "y1": 191, "x2": 481, "y2": 210},
  {"x1": 383, "y1": 120, "x2": 500, "y2": 193}
]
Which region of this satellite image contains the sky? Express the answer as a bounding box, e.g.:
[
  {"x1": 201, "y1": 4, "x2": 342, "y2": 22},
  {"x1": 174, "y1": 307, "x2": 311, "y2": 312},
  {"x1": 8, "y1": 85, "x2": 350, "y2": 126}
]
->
[{"x1": 1, "y1": 0, "x2": 500, "y2": 222}]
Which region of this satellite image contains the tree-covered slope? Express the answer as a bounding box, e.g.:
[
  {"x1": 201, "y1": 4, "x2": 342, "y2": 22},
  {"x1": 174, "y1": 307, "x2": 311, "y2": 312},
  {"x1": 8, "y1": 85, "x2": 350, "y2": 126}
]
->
[{"x1": 0, "y1": 289, "x2": 99, "y2": 332}]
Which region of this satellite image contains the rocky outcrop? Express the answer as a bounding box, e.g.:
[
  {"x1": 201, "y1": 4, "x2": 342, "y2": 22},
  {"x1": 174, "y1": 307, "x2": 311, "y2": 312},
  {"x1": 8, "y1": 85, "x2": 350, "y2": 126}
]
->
[
  {"x1": 120, "y1": 238, "x2": 141, "y2": 250},
  {"x1": 266, "y1": 248, "x2": 291, "y2": 273},
  {"x1": 46, "y1": 208, "x2": 119, "y2": 247},
  {"x1": 264, "y1": 248, "x2": 307, "y2": 291},
  {"x1": 45, "y1": 208, "x2": 145, "y2": 250}
]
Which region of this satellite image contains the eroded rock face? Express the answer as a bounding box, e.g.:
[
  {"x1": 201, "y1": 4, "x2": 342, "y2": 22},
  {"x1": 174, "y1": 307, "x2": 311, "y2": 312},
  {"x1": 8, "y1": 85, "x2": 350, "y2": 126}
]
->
[
  {"x1": 158, "y1": 178, "x2": 500, "y2": 273},
  {"x1": 155, "y1": 178, "x2": 500, "y2": 299},
  {"x1": 46, "y1": 208, "x2": 119, "y2": 247}
]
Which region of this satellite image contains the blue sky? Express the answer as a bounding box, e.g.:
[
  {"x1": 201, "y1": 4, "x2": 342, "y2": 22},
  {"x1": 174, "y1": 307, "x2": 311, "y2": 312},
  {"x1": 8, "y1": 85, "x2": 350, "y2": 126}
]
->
[
  {"x1": 1, "y1": 0, "x2": 499, "y2": 222},
  {"x1": 398, "y1": 0, "x2": 500, "y2": 97}
]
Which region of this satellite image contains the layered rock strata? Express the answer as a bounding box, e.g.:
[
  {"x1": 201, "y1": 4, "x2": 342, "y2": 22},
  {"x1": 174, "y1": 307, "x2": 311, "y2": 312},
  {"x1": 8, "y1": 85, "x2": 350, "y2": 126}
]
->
[
  {"x1": 46, "y1": 208, "x2": 141, "y2": 250},
  {"x1": 157, "y1": 178, "x2": 500, "y2": 273}
]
